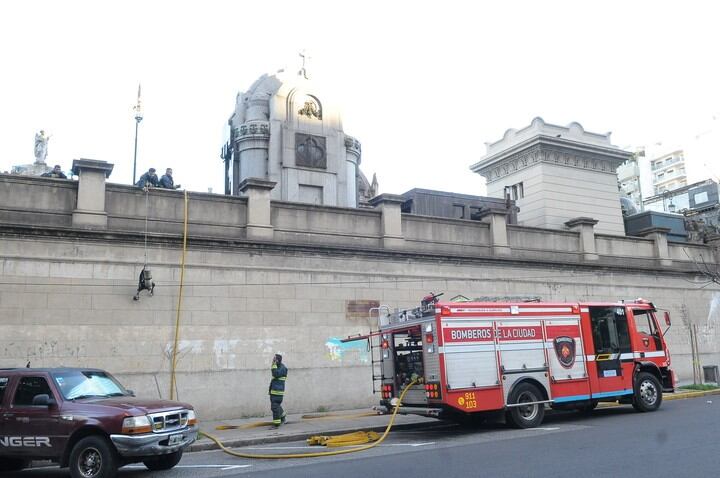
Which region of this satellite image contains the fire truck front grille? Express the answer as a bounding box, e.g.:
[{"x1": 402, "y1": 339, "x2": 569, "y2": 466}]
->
[{"x1": 148, "y1": 410, "x2": 189, "y2": 432}]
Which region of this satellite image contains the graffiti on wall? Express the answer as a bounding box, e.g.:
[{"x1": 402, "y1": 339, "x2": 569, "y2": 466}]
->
[{"x1": 325, "y1": 337, "x2": 370, "y2": 363}]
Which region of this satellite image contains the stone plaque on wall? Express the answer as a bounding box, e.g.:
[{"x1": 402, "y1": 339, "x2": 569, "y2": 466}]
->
[
  {"x1": 295, "y1": 133, "x2": 327, "y2": 169},
  {"x1": 346, "y1": 300, "x2": 380, "y2": 321}
]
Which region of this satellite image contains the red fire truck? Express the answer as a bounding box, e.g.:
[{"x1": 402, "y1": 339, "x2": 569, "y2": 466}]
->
[{"x1": 351, "y1": 295, "x2": 675, "y2": 428}]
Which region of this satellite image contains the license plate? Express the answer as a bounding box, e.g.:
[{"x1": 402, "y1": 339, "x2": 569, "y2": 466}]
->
[{"x1": 168, "y1": 434, "x2": 184, "y2": 446}]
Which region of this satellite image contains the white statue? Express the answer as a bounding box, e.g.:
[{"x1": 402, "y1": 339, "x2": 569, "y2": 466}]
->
[{"x1": 34, "y1": 130, "x2": 51, "y2": 164}]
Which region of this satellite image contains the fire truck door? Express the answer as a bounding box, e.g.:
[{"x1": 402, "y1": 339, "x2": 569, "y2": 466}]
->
[{"x1": 588, "y1": 306, "x2": 634, "y2": 398}]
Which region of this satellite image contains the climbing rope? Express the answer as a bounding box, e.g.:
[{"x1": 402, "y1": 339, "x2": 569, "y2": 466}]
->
[
  {"x1": 199, "y1": 378, "x2": 418, "y2": 459},
  {"x1": 169, "y1": 190, "x2": 189, "y2": 400},
  {"x1": 144, "y1": 186, "x2": 149, "y2": 266}
]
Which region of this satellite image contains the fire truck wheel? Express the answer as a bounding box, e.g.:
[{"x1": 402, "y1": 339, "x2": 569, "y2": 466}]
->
[
  {"x1": 632, "y1": 372, "x2": 662, "y2": 412},
  {"x1": 69, "y1": 435, "x2": 118, "y2": 478},
  {"x1": 0, "y1": 458, "x2": 29, "y2": 472},
  {"x1": 506, "y1": 382, "x2": 545, "y2": 428}
]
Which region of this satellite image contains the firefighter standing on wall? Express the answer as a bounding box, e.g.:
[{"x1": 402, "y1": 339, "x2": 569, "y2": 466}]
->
[{"x1": 269, "y1": 354, "x2": 288, "y2": 428}]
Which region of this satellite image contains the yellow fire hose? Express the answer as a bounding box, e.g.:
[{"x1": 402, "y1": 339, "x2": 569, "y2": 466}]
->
[{"x1": 199, "y1": 379, "x2": 418, "y2": 459}]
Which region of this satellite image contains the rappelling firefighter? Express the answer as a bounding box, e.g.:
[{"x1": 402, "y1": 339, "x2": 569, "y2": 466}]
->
[{"x1": 269, "y1": 353, "x2": 288, "y2": 428}]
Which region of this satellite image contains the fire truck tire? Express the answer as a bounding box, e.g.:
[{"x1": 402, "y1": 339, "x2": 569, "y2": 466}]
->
[
  {"x1": 69, "y1": 435, "x2": 118, "y2": 478},
  {"x1": 632, "y1": 372, "x2": 662, "y2": 412},
  {"x1": 0, "y1": 458, "x2": 29, "y2": 472},
  {"x1": 506, "y1": 382, "x2": 545, "y2": 429},
  {"x1": 143, "y1": 451, "x2": 183, "y2": 471}
]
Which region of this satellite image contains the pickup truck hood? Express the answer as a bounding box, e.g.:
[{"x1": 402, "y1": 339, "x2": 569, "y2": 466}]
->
[{"x1": 77, "y1": 396, "x2": 192, "y2": 415}]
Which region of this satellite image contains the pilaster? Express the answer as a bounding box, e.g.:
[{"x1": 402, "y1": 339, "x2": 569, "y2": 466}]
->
[
  {"x1": 239, "y1": 178, "x2": 276, "y2": 240},
  {"x1": 636, "y1": 227, "x2": 673, "y2": 267},
  {"x1": 476, "y1": 207, "x2": 512, "y2": 256},
  {"x1": 369, "y1": 194, "x2": 405, "y2": 249},
  {"x1": 70, "y1": 159, "x2": 114, "y2": 229},
  {"x1": 565, "y1": 217, "x2": 600, "y2": 261}
]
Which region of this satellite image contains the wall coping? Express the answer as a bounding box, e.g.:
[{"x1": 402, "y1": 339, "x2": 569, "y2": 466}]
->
[
  {"x1": 402, "y1": 213, "x2": 491, "y2": 227},
  {"x1": 71, "y1": 158, "x2": 114, "y2": 178},
  {"x1": 565, "y1": 217, "x2": 599, "y2": 228},
  {"x1": 272, "y1": 200, "x2": 381, "y2": 217},
  {"x1": 633, "y1": 227, "x2": 673, "y2": 237},
  {"x1": 239, "y1": 178, "x2": 277, "y2": 193},
  {"x1": 369, "y1": 193, "x2": 405, "y2": 207}
]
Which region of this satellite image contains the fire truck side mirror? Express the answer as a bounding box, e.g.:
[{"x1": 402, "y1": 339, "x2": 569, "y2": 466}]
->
[{"x1": 664, "y1": 311, "x2": 671, "y2": 326}]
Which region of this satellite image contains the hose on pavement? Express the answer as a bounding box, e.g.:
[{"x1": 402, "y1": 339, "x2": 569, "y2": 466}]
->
[{"x1": 199, "y1": 379, "x2": 417, "y2": 459}]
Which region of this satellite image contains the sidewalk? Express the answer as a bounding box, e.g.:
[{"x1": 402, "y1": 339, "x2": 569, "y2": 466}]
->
[
  {"x1": 189, "y1": 388, "x2": 720, "y2": 452},
  {"x1": 189, "y1": 408, "x2": 436, "y2": 452}
]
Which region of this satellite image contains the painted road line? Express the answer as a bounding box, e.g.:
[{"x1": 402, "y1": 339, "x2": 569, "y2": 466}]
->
[
  {"x1": 387, "y1": 442, "x2": 436, "y2": 447},
  {"x1": 241, "y1": 442, "x2": 437, "y2": 450},
  {"x1": 527, "y1": 427, "x2": 560, "y2": 431},
  {"x1": 125, "y1": 464, "x2": 251, "y2": 470}
]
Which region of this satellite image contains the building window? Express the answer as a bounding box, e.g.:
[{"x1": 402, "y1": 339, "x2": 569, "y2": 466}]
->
[
  {"x1": 453, "y1": 204, "x2": 465, "y2": 219},
  {"x1": 505, "y1": 182, "x2": 524, "y2": 201},
  {"x1": 298, "y1": 184, "x2": 323, "y2": 205}
]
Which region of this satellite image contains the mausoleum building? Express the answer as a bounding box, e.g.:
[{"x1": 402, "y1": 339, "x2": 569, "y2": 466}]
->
[
  {"x1": 227, "y1": 65, "x2": 372, "y2": 207},
  {"x1": 471, "y1": 117, "x2": 632, "y2": 235}
]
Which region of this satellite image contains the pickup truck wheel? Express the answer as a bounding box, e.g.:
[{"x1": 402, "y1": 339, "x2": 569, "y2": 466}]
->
[
  {"x1": 143, "y1": 450, "x2": 183, "y2": 471},
  {"x1": 0, "y1": 457, "x2": 29, "y2": 472},
  {"x1": 506, "y1": 382, "x2": 545, "y2": 429},
  {"x1": 69, "y1": 436, "x2": 118, "y2": 478}
]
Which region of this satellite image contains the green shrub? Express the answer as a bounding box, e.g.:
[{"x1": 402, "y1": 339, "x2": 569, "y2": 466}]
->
[{"x1": 679, "y1": 384, "x2": 719, "y2": 391}]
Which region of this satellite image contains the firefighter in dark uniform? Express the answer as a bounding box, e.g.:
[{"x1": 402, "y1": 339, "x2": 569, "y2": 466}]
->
[{"x1": 269, "y1": 354, "x2": 288, "y2": 427}]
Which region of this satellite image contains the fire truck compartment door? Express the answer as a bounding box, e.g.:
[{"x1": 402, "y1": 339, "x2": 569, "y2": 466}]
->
[
  {"x1": 496, "y1": 320, "x2": 551, "y2": 400},
  {"x1": 545, "y1": 319, "x2": 587, "y2": 381},
  {"x1": 442, "y1": 321, "x2": 499, "y2": 389}
]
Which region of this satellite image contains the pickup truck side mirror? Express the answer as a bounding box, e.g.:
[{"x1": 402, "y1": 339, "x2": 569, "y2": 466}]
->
[
  {"x1": 127, "y1": 389, "x2": 136, "y2": 397},
  {"x1": 32, "y1": 394, "x2": 57, "y2": 407},
  {"x1": 664, "y1": 311, "x2": 671, "y2": 326}
]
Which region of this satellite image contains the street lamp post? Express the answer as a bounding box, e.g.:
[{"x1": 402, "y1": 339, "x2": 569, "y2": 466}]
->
[
  {"x1": 662, "y1": 190, "x2": 676, "y2": 213},
  {"x1": 132, "y1": 84, "x2": 143, "y2": 185}
]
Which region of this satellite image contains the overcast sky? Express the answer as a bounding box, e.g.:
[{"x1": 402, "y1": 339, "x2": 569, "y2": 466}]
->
[{"x1": 1, "y1": 0, "x2": 718, "y2": 195}]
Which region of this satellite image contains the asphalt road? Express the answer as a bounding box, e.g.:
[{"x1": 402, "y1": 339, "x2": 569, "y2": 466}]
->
[{"x1": 11, "y1": 396, "x2": 720, "y2": 478}]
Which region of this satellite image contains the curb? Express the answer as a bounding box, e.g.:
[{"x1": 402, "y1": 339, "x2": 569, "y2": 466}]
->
[
  {"x1": 593, "y1": 389, "x2": 720, "y2": 409},
  {"x1": 188, "y1": 419, "x2": 436, "y2": 452},
  {"x1": 664, "y1": 388, "x2": 720, "y2": 401}
]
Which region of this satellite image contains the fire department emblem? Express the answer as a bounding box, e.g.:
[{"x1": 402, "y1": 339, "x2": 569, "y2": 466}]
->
[{"x1": 553, "y1": 336, "x2": 576, "y2": 369}]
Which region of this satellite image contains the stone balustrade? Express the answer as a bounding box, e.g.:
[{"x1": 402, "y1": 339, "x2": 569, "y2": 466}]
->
[{"x1": 0, "y1": 165, "x2": 713, "y2": 272}]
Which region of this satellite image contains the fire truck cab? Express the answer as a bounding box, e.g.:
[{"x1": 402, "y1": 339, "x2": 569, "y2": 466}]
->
[{"x1": 373, "y1": 296, "x2": 674, "y2": 428}]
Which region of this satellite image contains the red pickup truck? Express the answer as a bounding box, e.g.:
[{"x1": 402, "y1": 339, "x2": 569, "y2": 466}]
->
[{"x1": 0, "y1": 368, "x2": 198, "y2": 477}]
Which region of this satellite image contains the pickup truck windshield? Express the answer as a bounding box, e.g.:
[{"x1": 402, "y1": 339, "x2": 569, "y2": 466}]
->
[{"x1": 52, "y1": 370, "x2": 129, "y2": 400}]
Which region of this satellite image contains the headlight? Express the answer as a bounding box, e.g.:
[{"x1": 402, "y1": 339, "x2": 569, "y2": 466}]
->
[
  {"x1": 121, "y1": 416, "x2": 151, "y2": 434},
  {"x1": 187, "y1": 409, "x2": 197, "y2": 426}
]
